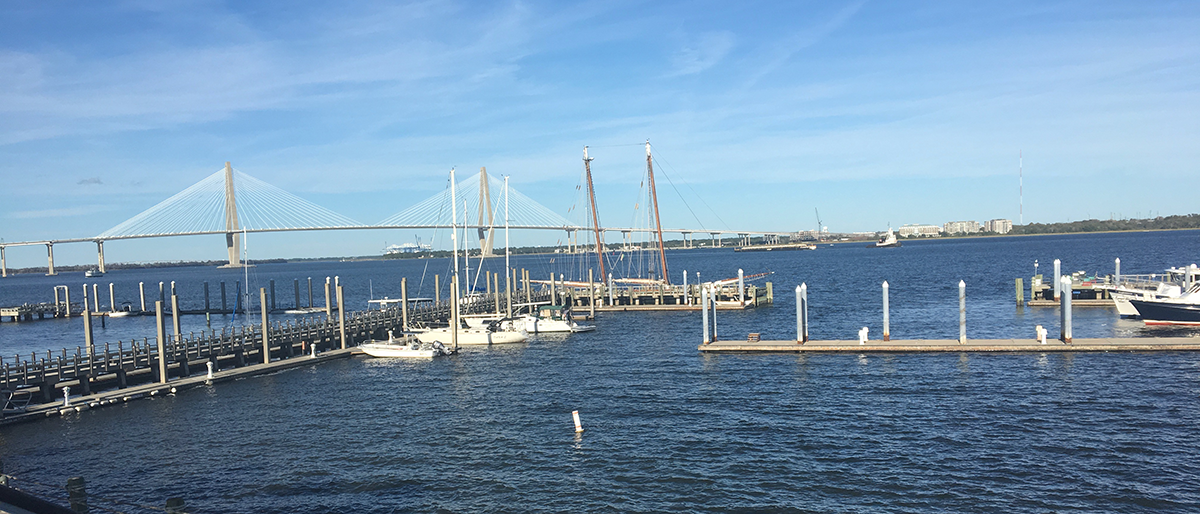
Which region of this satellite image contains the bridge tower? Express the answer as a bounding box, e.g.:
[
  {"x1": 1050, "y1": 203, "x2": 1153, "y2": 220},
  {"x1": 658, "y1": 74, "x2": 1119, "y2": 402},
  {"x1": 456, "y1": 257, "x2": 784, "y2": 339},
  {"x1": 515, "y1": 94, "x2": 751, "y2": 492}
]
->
[
  {"x1": 477, "y1": 167, "x2": 495, "y2": 257},
  {"x1": 218, "y1": 162, "x2": 247, "y2": 268}
]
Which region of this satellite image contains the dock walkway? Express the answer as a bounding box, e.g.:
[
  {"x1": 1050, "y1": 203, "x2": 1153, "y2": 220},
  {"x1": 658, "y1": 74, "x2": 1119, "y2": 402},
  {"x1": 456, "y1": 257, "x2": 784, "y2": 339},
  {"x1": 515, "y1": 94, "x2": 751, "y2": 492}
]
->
[{"x1": 700, "y1": 337, "x2": 1200, "y2": 353}]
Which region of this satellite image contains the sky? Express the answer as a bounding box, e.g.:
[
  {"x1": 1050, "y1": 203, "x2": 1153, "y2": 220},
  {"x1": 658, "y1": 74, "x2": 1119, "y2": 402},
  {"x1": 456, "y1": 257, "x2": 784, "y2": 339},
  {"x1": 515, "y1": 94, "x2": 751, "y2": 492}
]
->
[{"x1": 1, "y1": 0, "x2": 1198, "y2": 268}]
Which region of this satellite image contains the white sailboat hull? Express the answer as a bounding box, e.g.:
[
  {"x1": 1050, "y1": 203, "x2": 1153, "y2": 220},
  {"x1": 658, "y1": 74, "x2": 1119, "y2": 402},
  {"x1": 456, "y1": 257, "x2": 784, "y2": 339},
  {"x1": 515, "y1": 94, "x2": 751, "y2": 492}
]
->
[{"x1": 415, "y1": 327, "x2": 528, "y2": 345}]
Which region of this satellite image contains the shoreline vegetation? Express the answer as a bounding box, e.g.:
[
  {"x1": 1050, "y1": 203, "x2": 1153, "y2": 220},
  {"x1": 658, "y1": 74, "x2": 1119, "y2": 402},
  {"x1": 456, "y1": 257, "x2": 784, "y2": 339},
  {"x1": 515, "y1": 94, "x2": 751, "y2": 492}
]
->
[{"x1": 4, "y1": 215, "x2": 1196, "y2": 275}]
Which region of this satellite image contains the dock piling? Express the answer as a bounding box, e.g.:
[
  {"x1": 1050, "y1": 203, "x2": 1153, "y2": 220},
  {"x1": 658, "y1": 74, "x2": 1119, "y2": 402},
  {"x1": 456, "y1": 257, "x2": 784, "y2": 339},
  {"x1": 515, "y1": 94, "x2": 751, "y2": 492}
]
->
[
  {"x1": 294, "y1": 279, "x2": 300, "y2": 310},
  {"x1": 307, "y1": 277, "x2": 313, "y2": 308},
  {"x1": 801, "y1": 283, "x2": 809, "y2": 343},
  {"x1": 401, "y1": 277, "x2": 409, "y2": 329},
  {"x1": 155, "y1": 301, "x2": 168, "y2": 383},
  {"x1": 738, "y1": 269, "x2": 745, "y2": 305},
  {"x1": 66, "y1": 476, "x2": 87, "y2": 513},
  {"x1": 882, "y1": 281, "x2": 890, "y2": 341},
  {"x1": 1115, "y1": 258, "x2": 1121, "y2": 284},
  {"x1": 337, "y1": 285, "x2": 347, "y2": 350},
  {"x1": 220, "y1": 281, "x2": 226, "y2": 312},
  {"x1": 958, "y1": 280, "x2": 966, "y2": 344},
  {"x1": 589, "y1": 268, "x2": 596, "y2": 318},
  {"x1": 1053, "y1": 259, "x2": 1061, "y2": 300},
  {"x1": 711, "y1": 285, "x2": 719, "y2": 342},
  {"x1": 270, "y1": 280, "x2": 276, "y2": 311},
  {"x1": 91, "y1": 283, "x2": 99, "y2": 312},
  {"x1": 1015, "y1": 278, "x2": 1024, "y2": 305},
  {"x1": 171, "y1": 294, "x2": 181, "y2": 343},
  {"x1": 260, "y1": 288, "x2": 270, "y2": 363},
  {"x1": 1060, "y1": 275, "x2": 1073, "y2": 343},
  {"x1": 435, "y1": 275, "x2": 441, "y2": 305},
  {"x1": 793, "y1": 285, "x2": 801, "y2": 343},
  {"x1": 701, "y1": 286, "x2": 710, "y2": 344},
  {"x1": 204, "y1": 282, "x2": 210, "y2": 313},
  {"x1": 324, "y1": 277, "x2": 332, "y2": 320}
]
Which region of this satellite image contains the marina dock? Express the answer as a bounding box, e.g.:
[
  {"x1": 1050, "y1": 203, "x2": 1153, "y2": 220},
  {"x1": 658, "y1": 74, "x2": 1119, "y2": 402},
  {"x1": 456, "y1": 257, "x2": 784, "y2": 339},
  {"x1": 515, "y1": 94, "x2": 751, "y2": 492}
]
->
[{"x1": 700, "y1": 337, "x2": 1200, "y2": 353}]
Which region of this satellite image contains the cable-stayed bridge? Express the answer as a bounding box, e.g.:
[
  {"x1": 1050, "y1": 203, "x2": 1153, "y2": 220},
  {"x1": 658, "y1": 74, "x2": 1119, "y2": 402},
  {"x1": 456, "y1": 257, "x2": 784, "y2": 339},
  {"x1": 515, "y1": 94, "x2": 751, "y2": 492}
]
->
[{"x1": 0, "y1": 162, "x2": 798, "y2": 277}]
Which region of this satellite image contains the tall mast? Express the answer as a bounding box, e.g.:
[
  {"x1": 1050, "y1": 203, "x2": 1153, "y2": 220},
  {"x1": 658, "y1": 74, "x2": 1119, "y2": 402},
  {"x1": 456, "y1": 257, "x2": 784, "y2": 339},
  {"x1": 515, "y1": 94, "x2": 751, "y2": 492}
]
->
[
  {"x1": 504, "y1": 175, "x2": 510, "y2": 306},
  {"x1": 583, "y1": 146, "x2": 607, "y2": 281},
  {"x1": 646, "y1": 140, "x2": 669, "y2": 284},
  {"x1": 450, "y1": 167, "x2": 459, "y2": 299}
]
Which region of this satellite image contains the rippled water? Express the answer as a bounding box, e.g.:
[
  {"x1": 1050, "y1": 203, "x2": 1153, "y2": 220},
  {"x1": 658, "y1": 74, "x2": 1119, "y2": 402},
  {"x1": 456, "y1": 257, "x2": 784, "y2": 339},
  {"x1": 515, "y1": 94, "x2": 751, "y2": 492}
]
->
[{"x1": 2, "y1": 232, "x2": 1200, "y2": 512}]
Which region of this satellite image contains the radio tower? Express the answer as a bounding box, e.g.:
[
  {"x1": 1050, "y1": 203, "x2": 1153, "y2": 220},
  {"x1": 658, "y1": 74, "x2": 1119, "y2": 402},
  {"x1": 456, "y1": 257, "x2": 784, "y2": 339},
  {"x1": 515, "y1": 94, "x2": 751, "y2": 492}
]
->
[{"x1": 1019, "y1": 151, "x2": 1023, "y2": 226}]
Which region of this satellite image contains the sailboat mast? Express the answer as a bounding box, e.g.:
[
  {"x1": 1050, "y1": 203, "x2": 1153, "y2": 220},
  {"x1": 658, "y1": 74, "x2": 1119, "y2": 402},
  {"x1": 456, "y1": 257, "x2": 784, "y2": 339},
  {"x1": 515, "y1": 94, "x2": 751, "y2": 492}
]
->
[
  {"x1": 583, "y1": 146, "x2": 607, "y2": 281},
  {"x1": 450, "y1": 168, "x2": 459, "y2": 299},
  {"x1": 645, "y1": 140, "x2": 669, "y2": 284},
  {"x1": 504, "y1": 175, "x2": 511, "y2": 315}
]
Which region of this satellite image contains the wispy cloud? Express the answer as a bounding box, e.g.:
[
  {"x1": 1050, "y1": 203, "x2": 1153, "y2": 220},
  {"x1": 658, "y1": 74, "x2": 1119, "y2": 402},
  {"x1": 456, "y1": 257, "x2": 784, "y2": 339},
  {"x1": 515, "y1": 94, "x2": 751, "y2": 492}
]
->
[
  {"x1": 668, "y1": 31, "x2": 735, "y2": 77},
  {"x1": 8, "y1": 205, "x2": 119, "y2": 219}
]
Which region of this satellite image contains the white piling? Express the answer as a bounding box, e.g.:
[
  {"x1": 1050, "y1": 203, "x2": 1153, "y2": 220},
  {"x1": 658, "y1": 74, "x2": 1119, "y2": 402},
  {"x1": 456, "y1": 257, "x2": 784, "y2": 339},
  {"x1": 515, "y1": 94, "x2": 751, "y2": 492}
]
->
[
  {"x1": 882, "y1": 281, "x2": 890, "y2": 341},
  {"x1": 1114, "y1": 258, "x2": 1121, "y2": 284},
  {"x1": 63, "y1": 386, "x2": 71, "y2": 407},
  {"x1": 738, "y1": 269, "x2": 745, "y2": 305},
  {"x1": 206, "y1": 361, "x2": 214, "y2": 380},
  {"x1": 1060, "y1": 275, "x2": 1073, "y2": 343},
  {"x1": 800, "y1": 283, "x2": 809, "y2": 343},
  {"x1": 139, "y1": 282, "x2": 146, "y2": 312},
  {"x1": 607, "y1": 273, "x2": 614, "y2": 307},
  {"x1": 958, "y1": 280, "x2": 966, "y2": 344},
  {"x1": 1036, "y1": 325, "x2": 1047, "y2": 344},
  {"x1": 1053, "y1": 259, "x2": 1061, "y2": 300},
  {"x1": 572, "y1": 410, "x2": 584, "y2": 433},
  {"x1": 702, "y1": 286, "x2": 710, "y2": 344},
  {"x1": 794, "y1": 285, "x2": 803, "y2": 343},
  {"x1": 683, "y1": 269, "x2": 688, "y2": 305},
  {"x1": 858, "y1": 327, "x2": 868, "y2": 345}
]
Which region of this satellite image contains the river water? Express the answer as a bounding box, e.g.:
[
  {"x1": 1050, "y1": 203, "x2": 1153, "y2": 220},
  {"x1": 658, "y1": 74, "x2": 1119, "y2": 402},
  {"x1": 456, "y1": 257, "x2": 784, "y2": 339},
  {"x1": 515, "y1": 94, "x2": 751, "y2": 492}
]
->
[{"x1": 1, "y1": 231, "x2": 1199, "y2": 512}]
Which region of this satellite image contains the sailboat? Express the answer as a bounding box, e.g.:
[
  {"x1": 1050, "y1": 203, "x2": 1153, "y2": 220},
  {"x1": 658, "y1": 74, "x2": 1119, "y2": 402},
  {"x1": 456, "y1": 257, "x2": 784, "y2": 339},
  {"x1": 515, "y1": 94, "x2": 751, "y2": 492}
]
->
[
  {"x1": 408, "y1": 168, "x2": 528, "y2": 345},
  {"x1": 362, "y1": 330, "x2": 454, "y2": 358}
]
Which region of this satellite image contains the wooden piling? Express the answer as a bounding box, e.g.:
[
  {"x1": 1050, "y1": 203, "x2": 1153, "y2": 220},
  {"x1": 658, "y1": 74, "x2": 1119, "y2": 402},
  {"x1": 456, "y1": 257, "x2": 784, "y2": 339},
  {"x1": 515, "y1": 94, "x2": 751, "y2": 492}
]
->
[
  {"x1": 324, "y1": 278, "x2": 332, "y2": 320},
  {"x1": 155, "y1": 301, "x2": 168, "y2": 384},
  {"x1": 220, "y1": 281, "x2": 227, "y2": 311},
  {"x1": 171, "y1": 294, "x2": 181, "y2": 343},
  {"x1": 294, "y1": 279, "x2": 301, "y2": 309},
  {"x1": 337, "y1": 285, "x2": 347, "y2": 350},
  {"x1": 401, "y1": 277, "x2": 409, "y2": 329},
  {"x1": 260, "y1": 288, "x2": 270, "y2": 364}
]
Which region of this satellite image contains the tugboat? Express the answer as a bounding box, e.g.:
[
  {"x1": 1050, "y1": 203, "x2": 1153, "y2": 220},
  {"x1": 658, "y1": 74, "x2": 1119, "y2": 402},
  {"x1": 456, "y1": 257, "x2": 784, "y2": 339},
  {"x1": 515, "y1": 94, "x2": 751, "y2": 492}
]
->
[
  {"x1": 868, "y1": 228, "x2": 902, "y2": 248},
  {"x1": 84, "y1": 268, "x2": 104, "y2": 277}
]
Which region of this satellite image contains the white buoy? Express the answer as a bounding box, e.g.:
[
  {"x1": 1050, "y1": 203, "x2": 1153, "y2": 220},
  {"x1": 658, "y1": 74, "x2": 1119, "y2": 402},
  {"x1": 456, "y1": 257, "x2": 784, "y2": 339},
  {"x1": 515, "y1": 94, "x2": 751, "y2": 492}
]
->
[
  {"x1": 572, "y1": 410, "x2": 584, "y2": 433},
  {"x1": 63, "y1": 386, "x2": 71, "y2": 407}
]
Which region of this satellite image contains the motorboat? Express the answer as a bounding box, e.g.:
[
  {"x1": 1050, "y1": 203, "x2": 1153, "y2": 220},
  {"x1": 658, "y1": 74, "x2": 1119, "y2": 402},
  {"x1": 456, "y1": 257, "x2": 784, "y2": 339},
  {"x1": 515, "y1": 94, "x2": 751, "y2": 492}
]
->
[
  {"x1": 523, "y1": 305, "x2": 595, "y2": 333},
  {"x1": 868, "y1": 228, "x2": 901, "y2": 248},
  {"x1": 360, "y1": 331, "x2": 454, "y2": 358},
  {"x1": 85, "y1": 269, "x2": 104, "y2": 277},
  {"x1": 413, "y1": 320, "x2": 528, "y2": 345},
  {"x1": 1129, "y1": 292, "x2": 1200, "y2": 325},
  {"x1": 1105, "y1": 282, "x2": 1185, "y2": 317}
]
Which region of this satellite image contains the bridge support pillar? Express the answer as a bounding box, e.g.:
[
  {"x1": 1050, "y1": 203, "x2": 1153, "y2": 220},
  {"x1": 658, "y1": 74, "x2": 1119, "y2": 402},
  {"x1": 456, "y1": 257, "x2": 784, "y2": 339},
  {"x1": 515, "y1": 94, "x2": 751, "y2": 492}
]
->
[
  {"x1": 46, "y1": 243, "x2": 56, "y2": 276},
  {"x1": 96, "y1": 240, "x2": 106, "y2": 273},
  {"x1": 1, "y1": 246, "x2": 6, "y2": 278}
]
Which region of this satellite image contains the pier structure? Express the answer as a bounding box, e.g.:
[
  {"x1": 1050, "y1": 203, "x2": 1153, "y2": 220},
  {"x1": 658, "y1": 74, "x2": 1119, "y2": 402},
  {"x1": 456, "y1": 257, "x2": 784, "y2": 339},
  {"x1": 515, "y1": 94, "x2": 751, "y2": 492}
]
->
[
  {"x1": 700, "y1": 278, "x2": 1200, "y2": 353},
  {"x1": 0, "y1": 279, "x2": 551, "y2": 426}
]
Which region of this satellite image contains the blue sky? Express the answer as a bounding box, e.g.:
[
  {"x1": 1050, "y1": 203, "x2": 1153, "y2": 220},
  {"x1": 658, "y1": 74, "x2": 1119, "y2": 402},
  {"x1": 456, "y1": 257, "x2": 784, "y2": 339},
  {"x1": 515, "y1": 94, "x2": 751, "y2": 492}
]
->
[{"x1": 1, "y1": 1, "x2": 1198, "y2": 267}]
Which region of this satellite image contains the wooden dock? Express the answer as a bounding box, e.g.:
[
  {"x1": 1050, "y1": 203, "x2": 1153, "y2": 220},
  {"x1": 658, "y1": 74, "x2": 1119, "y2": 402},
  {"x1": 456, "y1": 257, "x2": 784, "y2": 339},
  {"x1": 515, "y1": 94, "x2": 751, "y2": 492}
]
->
[
  {"x1": 699, "y1": 337, "x2": 1200, "y2": 353},
  {"x1": 0, "y1": 347, "x2": 362, "y2": 426}
]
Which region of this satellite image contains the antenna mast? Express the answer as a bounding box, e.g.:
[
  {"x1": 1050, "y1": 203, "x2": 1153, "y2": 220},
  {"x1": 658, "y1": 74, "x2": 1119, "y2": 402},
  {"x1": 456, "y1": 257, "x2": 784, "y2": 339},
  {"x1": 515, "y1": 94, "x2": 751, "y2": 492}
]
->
[
  {"x1": 1019, "y1": 151, "x2": 1023, "y2": 226},
  {"x1": 646, "y1": 140, "x2": 669, "y2": 284},
  {"x1": 583, "y1": 146, "x2": 607, "y2": 282}
]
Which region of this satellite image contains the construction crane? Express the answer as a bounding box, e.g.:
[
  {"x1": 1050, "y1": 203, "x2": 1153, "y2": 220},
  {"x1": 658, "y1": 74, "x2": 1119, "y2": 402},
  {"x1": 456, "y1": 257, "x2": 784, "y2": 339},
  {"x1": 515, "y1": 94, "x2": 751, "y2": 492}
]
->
[{"x1": 814, "y1": 208, "x2": 824, "y2": 241}]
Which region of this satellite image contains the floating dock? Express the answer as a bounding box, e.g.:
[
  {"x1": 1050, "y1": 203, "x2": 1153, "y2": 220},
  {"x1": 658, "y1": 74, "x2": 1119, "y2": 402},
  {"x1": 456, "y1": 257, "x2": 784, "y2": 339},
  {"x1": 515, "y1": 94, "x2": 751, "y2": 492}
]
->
[{"x1": 699, "y1": 337, "x2": 1200, "y2": 353}]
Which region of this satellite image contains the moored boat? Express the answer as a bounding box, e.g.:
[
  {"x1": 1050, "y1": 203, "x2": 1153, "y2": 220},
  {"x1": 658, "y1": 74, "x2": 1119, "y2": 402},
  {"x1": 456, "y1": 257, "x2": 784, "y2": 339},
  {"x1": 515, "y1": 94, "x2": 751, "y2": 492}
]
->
[
  {"x1": 868, "y1": 228, "x2": 901, "y2": 248},
  {"x1": 523, "y1": 305, "x2": 595, "y2": 333},
  {"x1": 361, "y1": 331, "x2": 454, "y2": 358}
]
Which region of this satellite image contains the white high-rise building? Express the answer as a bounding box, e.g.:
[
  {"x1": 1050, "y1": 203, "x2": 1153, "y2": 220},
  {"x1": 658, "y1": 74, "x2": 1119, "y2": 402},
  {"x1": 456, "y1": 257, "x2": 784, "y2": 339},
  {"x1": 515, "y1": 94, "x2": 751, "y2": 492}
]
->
[
  {"x1": 898, "y1": 224, "x2": 941, "y2": 237},
  {"x1": 942, "y1": 221, "x2": 981, "y2": 235},
  {"x1": 984, "y1": 219, "x2": 1013, "y2": 234}
]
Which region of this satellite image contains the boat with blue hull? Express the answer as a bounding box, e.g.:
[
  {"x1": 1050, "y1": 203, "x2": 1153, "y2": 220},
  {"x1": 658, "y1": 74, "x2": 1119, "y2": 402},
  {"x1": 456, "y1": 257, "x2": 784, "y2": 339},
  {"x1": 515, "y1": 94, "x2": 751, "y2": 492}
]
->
[{"x1": 1129, "y1": 298, "x2": 1200, "y2": 325}]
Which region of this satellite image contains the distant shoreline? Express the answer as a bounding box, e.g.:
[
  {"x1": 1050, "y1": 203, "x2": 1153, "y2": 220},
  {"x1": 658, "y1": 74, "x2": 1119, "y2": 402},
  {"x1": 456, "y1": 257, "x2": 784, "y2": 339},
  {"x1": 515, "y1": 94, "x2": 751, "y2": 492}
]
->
[{"x1": 4, "y1": 225, "x2": 1196, "y2": 275}]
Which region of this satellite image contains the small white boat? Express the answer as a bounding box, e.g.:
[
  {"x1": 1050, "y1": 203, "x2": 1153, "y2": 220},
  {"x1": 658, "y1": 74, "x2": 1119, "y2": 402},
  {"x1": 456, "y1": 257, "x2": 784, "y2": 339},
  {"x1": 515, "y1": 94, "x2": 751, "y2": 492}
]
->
[
  {"x1": 523, "y1": 305, "x2": 595, "y2": 333},
  {"x1": 360, "y1": 331, "x2": 454, "y2": 358},
  {"x1": 84, "y1": 269, "x2": 104, "y2": 278},
  {"x1": 868, "y1": 228, "x2": 901, "y2": 248}
]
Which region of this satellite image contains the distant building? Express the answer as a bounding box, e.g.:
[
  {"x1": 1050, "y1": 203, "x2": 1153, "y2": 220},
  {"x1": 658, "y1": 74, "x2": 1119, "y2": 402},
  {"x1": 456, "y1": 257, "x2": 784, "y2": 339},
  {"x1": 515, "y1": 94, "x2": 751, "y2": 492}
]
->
[
  {"x1": 898, "y1": 224, "x2": 941, "y2": 237},
  {"x1": 984, "y1": 219, "x2": 1013, "y2": 234},
  {"x1": 942, "y1": 220, "x2": 981, "y2": 235}
]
